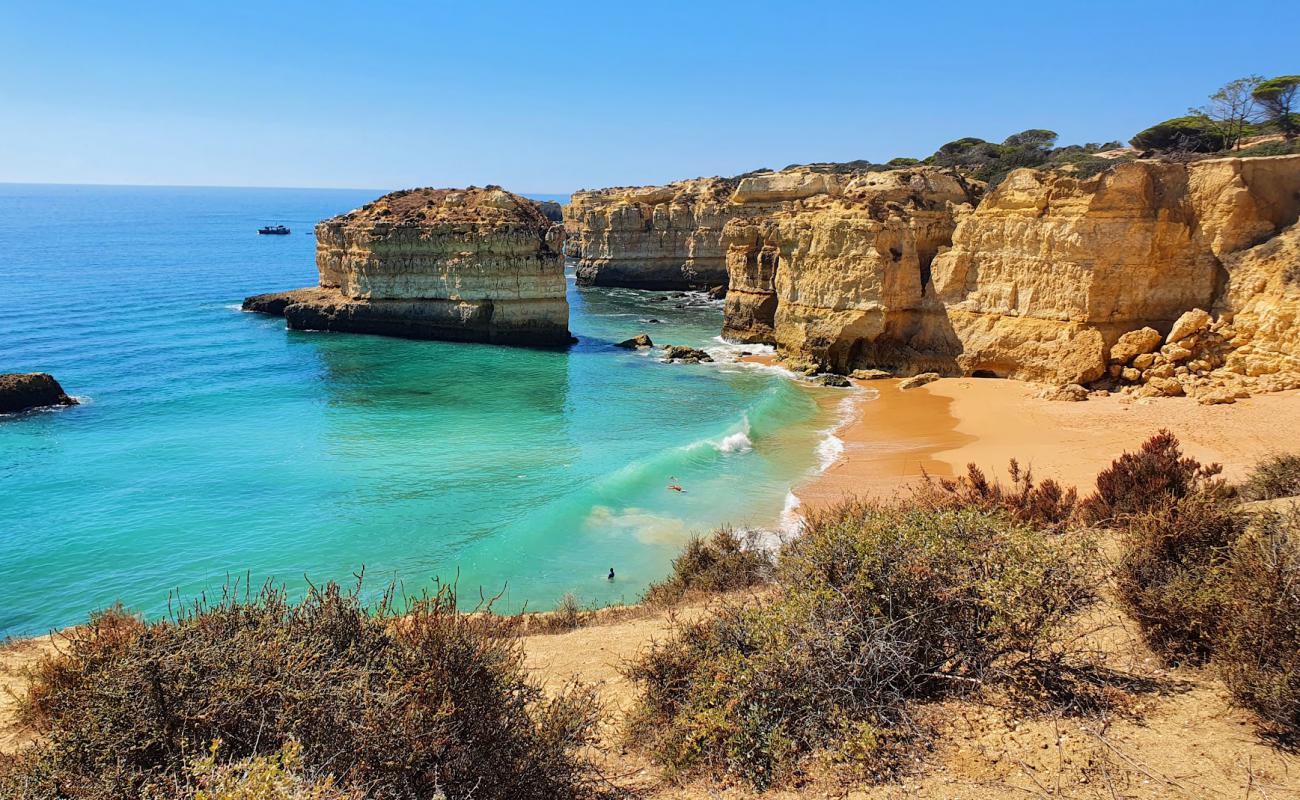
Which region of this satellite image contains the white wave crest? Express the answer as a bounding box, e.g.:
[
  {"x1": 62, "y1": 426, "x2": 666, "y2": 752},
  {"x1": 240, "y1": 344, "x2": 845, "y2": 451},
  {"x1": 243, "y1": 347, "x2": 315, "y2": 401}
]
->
[
  {"x1": 778, "y1": 491, "x2": 804, "y2": 536},
  {"x1": 716, "y1": 430, "x2": 753, "y2": 454}
]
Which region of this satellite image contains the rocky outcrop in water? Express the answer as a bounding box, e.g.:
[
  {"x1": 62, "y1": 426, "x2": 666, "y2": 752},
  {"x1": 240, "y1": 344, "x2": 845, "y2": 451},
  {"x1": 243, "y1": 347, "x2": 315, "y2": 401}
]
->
[
  {"x1": 244, "y1": 187, "x2": 571, "y2": 346},
  {"x1": 0, "y1": 373, "x2": 78, "y2": 414}
]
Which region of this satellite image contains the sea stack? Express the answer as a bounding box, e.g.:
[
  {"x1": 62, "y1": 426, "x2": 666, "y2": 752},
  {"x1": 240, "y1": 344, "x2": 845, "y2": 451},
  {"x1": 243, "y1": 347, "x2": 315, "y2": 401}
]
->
[
  {"x1": 244, "y1": 186, "x2": 571, "y2": 346},
  {"x1": 0, "y1": 373, "x2": 78, "y2": 414}
]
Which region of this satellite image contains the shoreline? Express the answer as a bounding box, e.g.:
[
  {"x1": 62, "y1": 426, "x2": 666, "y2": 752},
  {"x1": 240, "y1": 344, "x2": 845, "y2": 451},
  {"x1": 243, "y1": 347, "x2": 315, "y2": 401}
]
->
[{"x1": 797, "y1": 376, "x2": 1300, "y2": 511}]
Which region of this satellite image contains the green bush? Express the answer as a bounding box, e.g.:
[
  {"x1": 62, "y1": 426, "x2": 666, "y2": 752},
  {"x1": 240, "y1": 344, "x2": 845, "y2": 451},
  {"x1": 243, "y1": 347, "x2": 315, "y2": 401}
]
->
[
  {"x1": 0, "y1": 583, "x2": 600, "y2": 800},
  {"x1": 1216, "y1": 506, "x2": 1300, "y2": 736},
  {"x1": 642, "y1": 527, "x2": 772, "y2": 605},
  {"x1": 1240, "y1": 452, "x2": 1300, "y2": 501},
  {"x1": 1113, "y1": 494, "x2": 1246, "y2": 665},
  {"x1": 1130, "y1": 116, "x2": 1226, "y2": 153},
  {"x1": 625, "y1": 502, "x2": 1098, "y2": 788},
  {"x1": 1080, "y1": 430, "x2": 1224, "y2": 525}
]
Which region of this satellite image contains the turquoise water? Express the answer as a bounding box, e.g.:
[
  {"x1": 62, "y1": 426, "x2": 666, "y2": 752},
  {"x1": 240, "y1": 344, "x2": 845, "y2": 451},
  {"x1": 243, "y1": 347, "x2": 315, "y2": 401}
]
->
[{"x1": 0, "y1": 184, "x2": 840, "y2": 638}]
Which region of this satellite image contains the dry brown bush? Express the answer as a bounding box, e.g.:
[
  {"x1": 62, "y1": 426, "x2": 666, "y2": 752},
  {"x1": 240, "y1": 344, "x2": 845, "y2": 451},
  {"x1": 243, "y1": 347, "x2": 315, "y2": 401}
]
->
[
  {"x1": 917, "y1": 459, "x2": 1078, "y2": 531},
  {"x1": 0, "y1": 582, "x2": 601, "y2": 800},
  {"x1": 642, "y1": 527, "x2": 772, "y2": 605},
  {"x1": 625, "y1": 501, "x2": 1100, "y2": 789}
]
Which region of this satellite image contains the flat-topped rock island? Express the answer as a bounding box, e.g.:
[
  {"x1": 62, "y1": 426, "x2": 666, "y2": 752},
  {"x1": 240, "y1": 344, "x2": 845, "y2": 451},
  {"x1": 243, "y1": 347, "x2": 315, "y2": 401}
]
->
[{"x1": 244, "y1": 186, "x2": 571, "y2": 346}]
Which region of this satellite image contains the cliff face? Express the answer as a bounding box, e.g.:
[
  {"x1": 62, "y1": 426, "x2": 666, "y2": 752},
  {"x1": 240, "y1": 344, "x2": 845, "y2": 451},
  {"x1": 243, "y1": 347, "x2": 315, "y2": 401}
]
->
[
  {"x1": 245, "y1": 187, "x2": 570, "y2": 346},
  {"x1": 704, "y1": 155, "x2": 1299, "y2": 394},
  {"x1": 722, "y1": 169, "x2": 978, "y2": 373},
  {"x1": 563, "y1": 169, "x2": 865, "y2": 290},
  {"x1": 565, "y1": 178, "x2": 742, "y2": 289},
  {"x1": 930, "y1": 155, "x2": 1300, "y2": 387}
]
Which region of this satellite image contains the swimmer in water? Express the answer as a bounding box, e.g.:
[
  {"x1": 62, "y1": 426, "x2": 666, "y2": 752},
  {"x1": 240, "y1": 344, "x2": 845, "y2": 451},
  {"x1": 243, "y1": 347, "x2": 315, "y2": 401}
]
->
[{"x1": 608, "y1": 567, "x2": 615, "y2": 580}]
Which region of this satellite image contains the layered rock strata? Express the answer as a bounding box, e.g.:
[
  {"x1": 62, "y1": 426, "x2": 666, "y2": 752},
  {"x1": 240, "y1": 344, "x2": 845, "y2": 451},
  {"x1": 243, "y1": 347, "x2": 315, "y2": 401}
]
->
[
  {"x1": 722, "y1": 168, "x2": 979, "y2": 373},
  {"x1": 929, "y1": 155, "x2": 1300, "y2": 386},
  {"x1": 0, "y1": 373, "x2": 78, "y2": 414},
  {"x1": 244, "y1": 187, "x2": 570, "y2": 346},
  {"x1": 564, "y1": 168, "x2": 869, "y2": 290},
  {"x1": 706, "y1": 155, "x2": 1299, "y2": 394}
]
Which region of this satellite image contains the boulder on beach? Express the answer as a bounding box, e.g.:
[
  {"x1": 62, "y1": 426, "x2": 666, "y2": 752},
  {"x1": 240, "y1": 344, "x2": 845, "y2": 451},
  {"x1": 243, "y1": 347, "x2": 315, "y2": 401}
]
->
[
  {"x1": 813, "y1": 373, "x2": 851, "y2": 387},
  {"x1": 0, "y1": 373, "x2": 78, "y2": 414},
  {"x1": 898, "y1": 372, "x2": 940, "y2": 390}
]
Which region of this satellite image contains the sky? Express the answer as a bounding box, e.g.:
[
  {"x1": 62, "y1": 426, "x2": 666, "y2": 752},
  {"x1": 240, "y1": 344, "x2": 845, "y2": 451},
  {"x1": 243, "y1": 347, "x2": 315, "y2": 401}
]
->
[{"x1": 1, "y1": 1, "x2": 1296, "y2": 194}]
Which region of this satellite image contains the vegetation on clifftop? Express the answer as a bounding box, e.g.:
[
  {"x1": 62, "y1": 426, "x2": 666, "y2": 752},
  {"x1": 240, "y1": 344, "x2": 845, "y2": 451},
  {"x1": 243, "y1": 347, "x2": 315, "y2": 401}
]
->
[{"x1": 0, "y1": 583, "x2": 600, "y2": 800}]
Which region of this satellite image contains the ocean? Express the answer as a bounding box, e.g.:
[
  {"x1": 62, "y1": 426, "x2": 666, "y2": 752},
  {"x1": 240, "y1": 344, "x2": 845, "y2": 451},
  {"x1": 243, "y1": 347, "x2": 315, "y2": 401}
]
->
[{"x1": 0, "y1": 184, "x2": 847, "y2": 638}]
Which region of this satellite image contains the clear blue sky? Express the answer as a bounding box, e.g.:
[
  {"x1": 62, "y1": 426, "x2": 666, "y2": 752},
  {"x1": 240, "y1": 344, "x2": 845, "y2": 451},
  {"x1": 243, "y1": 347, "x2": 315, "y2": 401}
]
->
[{"x1": 2, "y1": 1, "x2": 1295, "y2": 193}]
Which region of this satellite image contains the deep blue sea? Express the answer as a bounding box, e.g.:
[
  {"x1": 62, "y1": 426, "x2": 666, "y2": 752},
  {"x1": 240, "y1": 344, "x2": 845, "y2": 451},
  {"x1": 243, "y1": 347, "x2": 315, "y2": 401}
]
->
[{"x1": 0, "y1": 184, "x2": 845, "y2": 638}]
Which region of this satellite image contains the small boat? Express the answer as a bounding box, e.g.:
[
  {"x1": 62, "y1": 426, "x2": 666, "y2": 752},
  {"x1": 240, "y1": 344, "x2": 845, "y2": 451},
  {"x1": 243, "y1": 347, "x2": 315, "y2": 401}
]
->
[{"x1": 258, "y1": 225, "x2": 291, "y2": 235}]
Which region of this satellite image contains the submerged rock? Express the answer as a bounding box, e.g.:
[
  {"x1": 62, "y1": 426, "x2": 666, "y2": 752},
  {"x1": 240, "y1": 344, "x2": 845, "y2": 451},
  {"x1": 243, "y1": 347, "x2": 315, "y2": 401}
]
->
[
  {"x1": 244, "y1": 186, "x2": 570, "y2": 346},
  {"x1": 616, "y1": 334, "x2": 654, "y2": 349},
  {"x1": 0, "y1": 373, "x2": 78, "y2": 414}
]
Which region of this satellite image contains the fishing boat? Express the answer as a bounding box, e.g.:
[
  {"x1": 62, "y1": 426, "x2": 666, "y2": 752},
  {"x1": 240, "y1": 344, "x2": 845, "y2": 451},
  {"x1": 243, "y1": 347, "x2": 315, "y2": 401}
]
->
[{"x1": 258, "y1": 225, "x2": 291, "y2": 235}]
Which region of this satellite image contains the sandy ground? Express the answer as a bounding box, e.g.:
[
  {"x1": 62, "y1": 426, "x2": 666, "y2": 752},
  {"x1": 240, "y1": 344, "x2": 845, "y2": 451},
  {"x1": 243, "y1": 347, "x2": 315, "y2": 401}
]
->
[{"x1": 800, "y1": 378, "x2": 1300, "y2": 509}]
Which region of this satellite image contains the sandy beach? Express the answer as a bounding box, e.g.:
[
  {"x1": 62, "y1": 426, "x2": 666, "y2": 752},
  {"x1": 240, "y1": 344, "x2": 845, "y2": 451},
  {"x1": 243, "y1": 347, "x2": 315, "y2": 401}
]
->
[{"x1": 799, "y1": 377, "x2": 1300, "y2": 509}]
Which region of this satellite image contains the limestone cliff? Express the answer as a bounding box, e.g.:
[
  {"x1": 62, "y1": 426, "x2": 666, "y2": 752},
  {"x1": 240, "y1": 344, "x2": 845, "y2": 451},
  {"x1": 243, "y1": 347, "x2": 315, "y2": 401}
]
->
[
  {"x1": 930, "y1": 155, "x2": 1300, "y2": 387},
  {"x1": 704, "y1": 155, "x2": 1299, "y2": 393},
  {"x1": 565, "y1": 177, "x2": 743, "y2": 289},
  {"x1": 563, "y1": 168, "x2": 874, "y2": 290},
  {"x1": 244, "y1": 187, "x2": 570, "y2": 346},
  {"x1": 722, "y1": 169, "x2": 979, "y2": 372}
]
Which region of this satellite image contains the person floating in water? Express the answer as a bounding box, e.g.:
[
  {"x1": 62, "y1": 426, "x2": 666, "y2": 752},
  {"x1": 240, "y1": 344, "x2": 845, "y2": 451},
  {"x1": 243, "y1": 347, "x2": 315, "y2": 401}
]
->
[
  {"x1": 608, "y1": 567, "x2": 615, "y2": 581},
  {"x1": 667, "y1": 476, "x2": 685, "y2": 492}
]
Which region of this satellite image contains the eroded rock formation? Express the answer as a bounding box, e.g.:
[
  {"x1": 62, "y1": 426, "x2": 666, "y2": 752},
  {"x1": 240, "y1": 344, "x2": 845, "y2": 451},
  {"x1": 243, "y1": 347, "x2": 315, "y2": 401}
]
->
[
  {"x1": 0, "y1": 373, "x2": 78, "y2": 414},
  {"x1": 244, "y1": 187, "x2": 570, "y2": 346},
  {"x1": 714, "y1": 155, "x2": 1299, "y2": 395},
  {"x1": 929, "y1": 155, "x2": 1300, "y2": 387},
  {"x1": 722, "y1": 168, "x2": 979, "y2": 373},
  {"x1": 563, "y1": 168, "x2": 873, "y2": 290}
]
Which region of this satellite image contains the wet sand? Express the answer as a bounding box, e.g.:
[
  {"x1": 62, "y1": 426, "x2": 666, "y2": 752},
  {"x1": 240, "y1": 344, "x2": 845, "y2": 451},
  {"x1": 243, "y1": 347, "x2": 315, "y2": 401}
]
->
[{"x1": 799, "y1": 376, "x2": 1300, "y2": 509}]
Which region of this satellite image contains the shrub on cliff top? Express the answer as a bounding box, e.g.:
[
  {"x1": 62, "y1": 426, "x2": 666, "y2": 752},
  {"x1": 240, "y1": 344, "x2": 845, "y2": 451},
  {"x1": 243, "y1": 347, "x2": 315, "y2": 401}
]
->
[
  {"x1": 1080, "y1": 430, "x2": 1224, "y2": 525},
  {"x1": 642, "y1": 527, "x2": 772, "y2": 605},
  {"x1": 1216, "y1": 506, "x2": 1300, "y2": 736},
  {"x1": 1113, "y1": 493, "x2": 1246, "y2": 665},
  {"x1": 625, "y1": 502, "x2": 1099, "y2": 788},
  {"x1": 1130, "y1": 116, "x2": 1226, "y2": 153},
  {"x1": 0, "y1": 582, "x2": 600, "y2": 800},
  {"x1": 1239, "y1": 451, "x2": 1300, "y2": 501}
]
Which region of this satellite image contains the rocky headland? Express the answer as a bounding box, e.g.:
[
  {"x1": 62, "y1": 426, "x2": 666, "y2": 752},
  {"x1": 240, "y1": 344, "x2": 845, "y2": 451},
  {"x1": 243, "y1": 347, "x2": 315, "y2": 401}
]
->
[
  {"x1": 0, "y1": 373, "x2": 78, "y2": 414},
  {"x1": 572, "y1": 154, "x2": 1300, "y2": 400},
  {"x1": 244, "y1": 186, "x2": 571, "y2": 346},
  {"x1": 563, "y1": 168, "x2": 872, "y2": 290}
]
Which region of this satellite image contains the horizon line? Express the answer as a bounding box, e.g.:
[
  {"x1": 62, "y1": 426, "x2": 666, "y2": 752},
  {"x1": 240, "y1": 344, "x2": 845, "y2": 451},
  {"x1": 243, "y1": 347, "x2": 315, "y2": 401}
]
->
[{"x1": 0, "y1": 180, "x2": 574, "y2": 197}]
